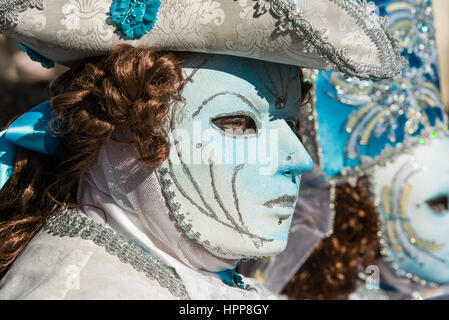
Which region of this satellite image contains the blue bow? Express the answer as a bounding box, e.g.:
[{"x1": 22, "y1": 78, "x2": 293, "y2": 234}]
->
[{"x1": 0, "y1": 101, "x2": 61, "y2": 190}]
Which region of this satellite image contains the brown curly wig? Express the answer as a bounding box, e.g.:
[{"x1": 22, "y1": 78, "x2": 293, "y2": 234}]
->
[
  {"x1": 0, "y1": 44, "x2": 186, "y2": 277},
  {"x1": 283, "y1": 177, "x2": 381, "y2": 300}
]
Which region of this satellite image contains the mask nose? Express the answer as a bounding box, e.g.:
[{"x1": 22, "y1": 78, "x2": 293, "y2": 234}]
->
[{"x1": 277, "y1": 124, "x2": 313, "y2": 180}]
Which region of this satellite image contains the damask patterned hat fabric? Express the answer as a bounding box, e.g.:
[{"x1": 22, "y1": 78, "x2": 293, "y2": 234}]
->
[{"x1": 0, "y1": 0, "x2": 406, "y2": 80}]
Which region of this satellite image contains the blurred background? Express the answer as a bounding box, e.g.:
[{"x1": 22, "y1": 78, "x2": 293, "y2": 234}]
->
[
  {"x1": 0, "y1": 35, "x2": 66, "y2": 128},
  {"x1": 434, "y1": 0, "x2": 449, "y2": 109},
  {"x1": 0, "y1": 1, "x2": 448, "y2": 127}
]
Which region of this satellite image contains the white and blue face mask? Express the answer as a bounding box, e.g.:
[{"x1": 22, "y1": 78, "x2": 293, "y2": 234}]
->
[
  {"x1": 158, "y1": 54, "x2": 313, "y2": 258},
  {"x1": 372, "y1": 134, "x2": 449, "y2": 285}
]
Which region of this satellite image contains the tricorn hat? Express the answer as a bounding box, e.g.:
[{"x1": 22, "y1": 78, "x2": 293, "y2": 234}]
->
[{"x1": 1, "y1": 0, "x2": 405, "y2": 80}]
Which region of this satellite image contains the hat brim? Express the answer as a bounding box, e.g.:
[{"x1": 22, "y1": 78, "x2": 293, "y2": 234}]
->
[{"x1": 1, "y1": 0, "x2": 406, "y2": 80}]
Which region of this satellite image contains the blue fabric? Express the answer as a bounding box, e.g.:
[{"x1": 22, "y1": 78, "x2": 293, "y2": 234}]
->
[
  {"x1": 0, "y1": 101, "x2": 61, "y2": 190},
  {"x1": 110, "y1": 0, "x2": 161, "y2": 40},
  {"x1": 17, "y1": 43, "x2": 55, "y2": 69},
  {"x1": 314, "y1": 0, "x2": 445, "y2": 178},
  {"x1": 215, "y1": 268, "x2": 245, "y2": 289},
  {"x1": 0, "y1": 131, "x2": 16, "y2": 191},
  {"x1": 215, "y1": 260, "x2": 246, "y2": 289}
]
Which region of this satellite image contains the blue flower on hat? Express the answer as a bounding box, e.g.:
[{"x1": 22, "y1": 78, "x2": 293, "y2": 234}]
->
[{"x1": 110, "y1": 0, "x2": 161, "y2": 40}]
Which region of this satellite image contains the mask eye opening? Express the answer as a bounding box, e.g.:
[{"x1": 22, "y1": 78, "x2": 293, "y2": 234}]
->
[
  {"x1": 211, "y1": 115, "x2": 258, "y2": 136},
  {"x1": 426, "y1": 195, "x2": 448, "y2": 213}
]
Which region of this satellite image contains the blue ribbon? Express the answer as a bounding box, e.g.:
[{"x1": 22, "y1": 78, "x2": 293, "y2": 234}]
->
[
  {"x1": 216, "y1": 268, "x2": 245, "y2": 289},
  {"x1": 0, "y1": 101, "x2": 61, "y2": 190}
]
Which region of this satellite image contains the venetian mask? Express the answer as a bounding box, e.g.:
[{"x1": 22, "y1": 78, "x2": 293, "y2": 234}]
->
[
  {"x1": 158, "y1": 54, "x2": 313, "y2": 258},
  {"x1": 372, "y1": 134, "x2": 449, "y2": 284}
]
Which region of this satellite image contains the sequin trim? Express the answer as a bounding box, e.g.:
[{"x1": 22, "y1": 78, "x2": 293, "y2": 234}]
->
[
  {"x1": 256, "y1": 0, "x2": 407, "y2": 80},
  {"x1": 298, "y1": 69, "x2": 336, "y2": 237},
  {"x1": 43, "y1": 207, "x2": 191, "y2": 300}
]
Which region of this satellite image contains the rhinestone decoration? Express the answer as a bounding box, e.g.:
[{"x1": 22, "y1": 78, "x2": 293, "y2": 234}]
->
[
  {"x1": 256, "y1": 0, "x2": 407, "y2": 80},
  {"x1": 321, "y1": 0, "x2": 444, "y2": 165}
]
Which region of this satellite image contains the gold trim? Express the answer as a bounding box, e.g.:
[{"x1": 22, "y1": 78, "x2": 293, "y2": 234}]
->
[{"x1": 400, "y1": 184, "x2": 445, "y2": 251}]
